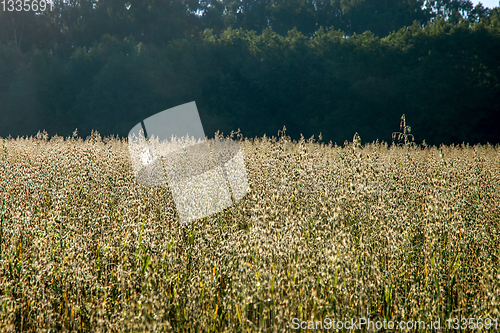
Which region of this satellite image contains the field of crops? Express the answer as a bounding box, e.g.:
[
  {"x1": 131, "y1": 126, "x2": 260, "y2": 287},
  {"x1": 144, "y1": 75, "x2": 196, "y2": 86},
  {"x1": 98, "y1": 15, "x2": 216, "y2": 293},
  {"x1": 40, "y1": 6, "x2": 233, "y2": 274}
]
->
[{"x1": 0, "y1": 131, "x2": 499, "y2": 332}]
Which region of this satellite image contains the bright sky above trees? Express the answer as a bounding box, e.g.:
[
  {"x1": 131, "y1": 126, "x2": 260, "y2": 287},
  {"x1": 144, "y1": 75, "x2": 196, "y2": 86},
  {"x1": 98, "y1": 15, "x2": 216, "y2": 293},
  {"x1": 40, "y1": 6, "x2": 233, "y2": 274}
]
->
[{"x1": 472, "y1": 0, "x2": 499, "y2": 8}]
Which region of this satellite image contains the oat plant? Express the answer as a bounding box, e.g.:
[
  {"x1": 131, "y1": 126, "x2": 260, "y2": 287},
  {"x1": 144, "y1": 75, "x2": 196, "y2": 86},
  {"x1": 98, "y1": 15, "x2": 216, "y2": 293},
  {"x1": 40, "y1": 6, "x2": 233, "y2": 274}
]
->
[
  {"x1": 0, "y1": 129, "x2": 498, "y2": 332},
  {"x1": 392, "y1": 114, "x2": 415, "y2": 146}
]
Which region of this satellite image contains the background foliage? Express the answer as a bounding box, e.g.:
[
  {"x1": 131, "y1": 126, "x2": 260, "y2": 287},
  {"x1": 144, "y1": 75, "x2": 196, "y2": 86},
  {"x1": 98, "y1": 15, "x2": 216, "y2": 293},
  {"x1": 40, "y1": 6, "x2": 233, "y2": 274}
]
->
[{"x1": 0, "y1": 0, "x2": 499, "y2": 145}]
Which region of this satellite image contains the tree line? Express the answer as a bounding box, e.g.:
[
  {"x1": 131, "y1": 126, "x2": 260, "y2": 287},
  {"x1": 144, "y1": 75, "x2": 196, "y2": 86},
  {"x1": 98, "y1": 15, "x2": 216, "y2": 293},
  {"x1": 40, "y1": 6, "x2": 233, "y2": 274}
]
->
[{"x1": 0, "y1": 0, "x2": 499, "y2": 145}]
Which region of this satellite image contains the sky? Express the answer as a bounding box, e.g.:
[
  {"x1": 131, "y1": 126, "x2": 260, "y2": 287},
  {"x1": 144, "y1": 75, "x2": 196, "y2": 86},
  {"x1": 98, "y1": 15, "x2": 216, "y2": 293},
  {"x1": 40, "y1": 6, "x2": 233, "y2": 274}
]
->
[{"x1": 472, "y1": 0, "x2": 499, "y2": 8}]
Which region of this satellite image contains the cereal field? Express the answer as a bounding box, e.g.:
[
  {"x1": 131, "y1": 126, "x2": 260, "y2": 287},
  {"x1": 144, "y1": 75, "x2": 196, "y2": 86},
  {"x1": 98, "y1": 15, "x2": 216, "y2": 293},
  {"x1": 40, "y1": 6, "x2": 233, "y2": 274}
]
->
[{"x1": 0, "y1": 131, "x2": 499, "y2": 332}]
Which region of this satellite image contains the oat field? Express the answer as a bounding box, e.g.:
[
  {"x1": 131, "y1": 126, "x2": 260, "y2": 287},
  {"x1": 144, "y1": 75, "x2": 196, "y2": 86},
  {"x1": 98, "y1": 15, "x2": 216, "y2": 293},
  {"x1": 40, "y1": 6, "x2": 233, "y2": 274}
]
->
[{"x1": 0, "y1": 131, "x2": 499, "y2": 332}]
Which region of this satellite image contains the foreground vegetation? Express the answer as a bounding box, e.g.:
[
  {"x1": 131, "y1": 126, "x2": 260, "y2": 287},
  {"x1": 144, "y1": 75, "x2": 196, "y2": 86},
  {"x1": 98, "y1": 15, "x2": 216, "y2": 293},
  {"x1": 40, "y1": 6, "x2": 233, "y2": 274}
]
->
[{"x1": 0, "y1": 132, "x2": 499, "y2": 332}]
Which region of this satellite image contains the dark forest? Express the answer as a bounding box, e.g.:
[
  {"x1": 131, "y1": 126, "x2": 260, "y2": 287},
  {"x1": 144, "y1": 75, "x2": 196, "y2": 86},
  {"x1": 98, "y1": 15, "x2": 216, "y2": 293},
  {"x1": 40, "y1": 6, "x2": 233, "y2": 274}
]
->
[{"x1": 1, "y1": 0, "x2": 499, "y2": 145}]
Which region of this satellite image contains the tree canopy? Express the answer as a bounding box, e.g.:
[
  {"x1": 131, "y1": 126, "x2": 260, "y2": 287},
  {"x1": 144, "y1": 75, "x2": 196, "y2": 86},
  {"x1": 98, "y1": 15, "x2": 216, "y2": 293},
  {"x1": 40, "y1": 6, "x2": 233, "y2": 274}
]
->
[{"x1": 0, "y1": 0, "x2": 499, "y2": 145}]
